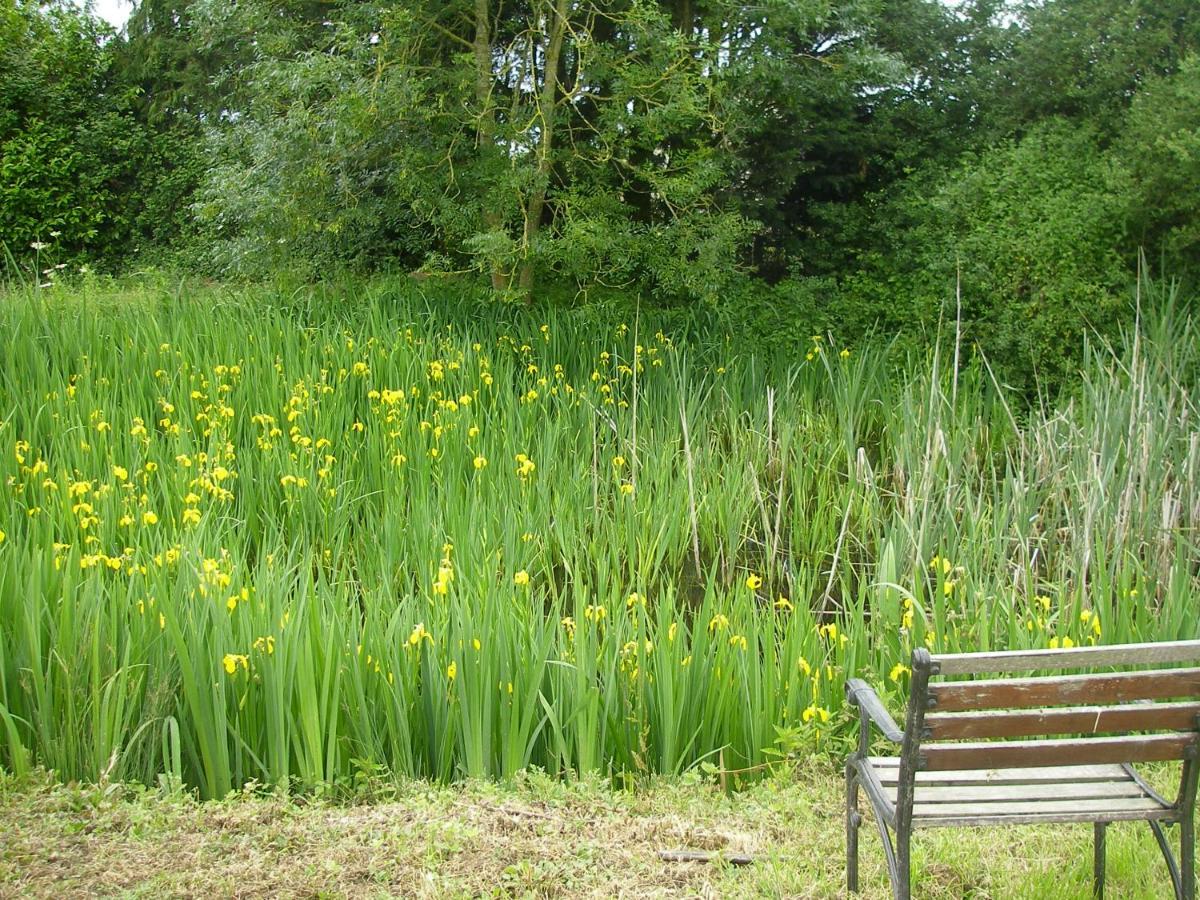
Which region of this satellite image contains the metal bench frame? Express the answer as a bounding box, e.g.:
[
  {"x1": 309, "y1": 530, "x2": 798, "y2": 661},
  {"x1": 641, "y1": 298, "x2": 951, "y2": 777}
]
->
[{"x1": 845, "y1": 641, "x2": 1200, "y2": 899}]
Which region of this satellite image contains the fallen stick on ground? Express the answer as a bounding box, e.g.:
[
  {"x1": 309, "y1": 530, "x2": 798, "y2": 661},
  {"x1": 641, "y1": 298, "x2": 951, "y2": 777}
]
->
[{"x1": 657, "y1": 850, "x2": 754, "y2": 866}]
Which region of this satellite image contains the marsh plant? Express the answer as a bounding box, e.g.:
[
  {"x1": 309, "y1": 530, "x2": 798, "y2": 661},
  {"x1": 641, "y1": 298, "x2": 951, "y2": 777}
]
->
[{"x1": 0, "y1": 279, "x2": 1196, "y2": 796}]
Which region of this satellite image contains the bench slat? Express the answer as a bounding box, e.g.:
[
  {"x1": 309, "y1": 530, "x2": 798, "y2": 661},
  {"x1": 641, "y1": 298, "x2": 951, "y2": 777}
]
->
[
  {"x1": 922, "y1": 733, "x2": 1197, "y2": 771},
  {"x1": 913, "y1": 797, "x2": 1165, "y2": 817},
  {"x1": 932, "y1": 640, "x2": 1200, "y2": 676},
  {"x1": 924, "y1": 701, "x2": 1200, "y2": 740},
  {"x1": 928, "y1": 668, "x2": 1200, "y2": 712},
  {"x1": 901, "y1": 781, "x2": 1147, "y2": 803},
  {"x1": 911, "y1": 797, "x2": 1174, "y2": 828},
  {"x1": 868, "y1": 758, "x2": 1130, "y2": 785}
]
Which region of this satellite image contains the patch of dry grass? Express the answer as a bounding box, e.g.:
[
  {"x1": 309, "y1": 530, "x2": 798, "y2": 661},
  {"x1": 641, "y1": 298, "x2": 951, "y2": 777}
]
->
[{"x1": 0, "y1": 763, "x2": 1190, "y2": 898}]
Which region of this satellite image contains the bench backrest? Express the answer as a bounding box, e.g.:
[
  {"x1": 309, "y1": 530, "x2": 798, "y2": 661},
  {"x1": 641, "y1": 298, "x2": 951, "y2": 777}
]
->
[{"x1": 894, "y1": 641, "x2": 1200, "y2": 822}]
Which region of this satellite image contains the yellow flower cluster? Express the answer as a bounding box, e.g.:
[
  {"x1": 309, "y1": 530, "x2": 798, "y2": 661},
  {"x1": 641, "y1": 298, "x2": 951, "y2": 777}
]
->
[
  {"x1": 433, "y1": 555, "x2": 454, "y2": 596},
  {"x1": 929, "y1": 554, "x2": 965, "y2": 596},
  {"x1": 515, "y1": 453, "x2": 536, "y2": 479}
]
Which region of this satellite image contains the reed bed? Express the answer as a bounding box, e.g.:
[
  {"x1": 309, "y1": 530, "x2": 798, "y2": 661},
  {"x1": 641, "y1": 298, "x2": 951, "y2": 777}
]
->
[{"x1": 0, "y1": 279, "x2": 1195, "y2": 796}]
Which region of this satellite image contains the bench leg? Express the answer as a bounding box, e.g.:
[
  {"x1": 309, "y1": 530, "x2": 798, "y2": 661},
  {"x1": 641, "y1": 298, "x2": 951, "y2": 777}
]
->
[
  {"x1": 1182, "y1": 809, "x2": 1195, "y2": 900},
  {"x1": 1093, "y1": 823, "x2": 1106, "y2": 898},
  {"x1": 846, "y1": 763, "x2": 861, "y2": 893},
  {"x1": 1150, "y1": 821, "x2": 1184, "y2": 899},
  {"x1": 849, "y1": 758, "x2": 905, "y2": 898},
  {"x1": 895, "y1": 825, "x2": 912, "y2": 900}
]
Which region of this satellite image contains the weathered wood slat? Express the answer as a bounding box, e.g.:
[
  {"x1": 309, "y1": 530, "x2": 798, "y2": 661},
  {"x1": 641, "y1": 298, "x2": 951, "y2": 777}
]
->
[
  {"x1": 910, "y1": 806, "x2": 1177, "y2": 829},
  {"x1": 891, "y1": 781, "x2": 1148, "y2": 804},
  {"x1": 869, "y1": 758, "x2": 1131, "y2": 785},
  {"x1": 924, "y1": 702, "x2": 1200, "y2": 740},
  {"x1": 913, "y1": 796, "x2": 1166, "y2": 818},
  {"x1": 928, "y1": 668, "x2": 1200, "y2": 712},
  {"x1": 932, "y1": 640, "x2": 1200, "y2": 676},
  {"x1": 921, "y1": 733, "x2": 1198, "y2": 771}
]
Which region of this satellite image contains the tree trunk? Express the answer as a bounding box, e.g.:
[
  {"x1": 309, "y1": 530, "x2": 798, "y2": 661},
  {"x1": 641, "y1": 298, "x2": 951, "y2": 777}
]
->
[
  {"x1": 674, "y1": 0, "x2": 693, "y2": 37},
  {"x1": 473, "y1": 0, "x2": 509, "y2": 291},
  {"x1": 517, "y1": 0, "x2": 569, "y2": 296}
]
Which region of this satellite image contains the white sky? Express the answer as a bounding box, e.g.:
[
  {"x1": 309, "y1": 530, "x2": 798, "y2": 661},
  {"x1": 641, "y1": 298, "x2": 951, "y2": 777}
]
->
[{"x1": 88, "y1": 0, "x2": 133, "y2": 29}]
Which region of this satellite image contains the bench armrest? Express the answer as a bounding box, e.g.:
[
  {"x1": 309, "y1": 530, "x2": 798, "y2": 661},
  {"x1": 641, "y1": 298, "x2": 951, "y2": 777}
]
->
[{"x1": 845, "y1": 678, "x2": 904, "y2": 744}]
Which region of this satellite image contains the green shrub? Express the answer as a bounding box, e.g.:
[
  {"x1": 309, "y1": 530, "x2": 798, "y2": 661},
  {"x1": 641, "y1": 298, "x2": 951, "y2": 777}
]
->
[{"x1": 1121, "y1": 55, "x2": 1200, "y2": 282}]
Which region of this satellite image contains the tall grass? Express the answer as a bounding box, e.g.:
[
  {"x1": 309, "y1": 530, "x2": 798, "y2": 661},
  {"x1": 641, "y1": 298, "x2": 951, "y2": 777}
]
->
[{"x1": 0, "y1": 277, "x2": 1196, "y2": 796}]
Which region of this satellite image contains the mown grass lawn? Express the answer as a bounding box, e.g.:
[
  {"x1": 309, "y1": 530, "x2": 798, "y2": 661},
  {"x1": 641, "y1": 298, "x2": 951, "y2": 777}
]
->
[{"x1": 0, "y1": 764, "x2": 1190, "y2": 898}]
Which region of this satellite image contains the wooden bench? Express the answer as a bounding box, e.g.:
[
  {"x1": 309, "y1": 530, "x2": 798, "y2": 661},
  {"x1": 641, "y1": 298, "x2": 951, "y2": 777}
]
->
[{"x1": 845, "y1": 641, "x2": 1200, "y2": 899}]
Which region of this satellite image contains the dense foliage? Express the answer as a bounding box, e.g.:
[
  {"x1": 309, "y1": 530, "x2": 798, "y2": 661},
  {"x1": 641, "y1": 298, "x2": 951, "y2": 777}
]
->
[
  {"x1": 2, "y1": 0, "x2": 1200, "y2": 383},
  {"x1": 1, "y1": 3, "x2": 135, "y2": 266}
]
